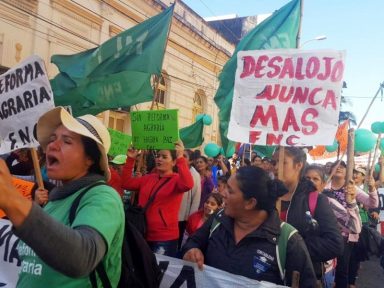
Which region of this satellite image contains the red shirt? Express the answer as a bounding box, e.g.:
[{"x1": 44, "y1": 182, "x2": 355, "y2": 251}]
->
[
  {"x1": 186, "y1": 210, "x2": 205, "y2": 236},
  {"x1": 108, "y1": 167, "x2": 124, "y2": 197},
  {"x1": 122, "y1": 157, "x2": 194, "y2": 241}
]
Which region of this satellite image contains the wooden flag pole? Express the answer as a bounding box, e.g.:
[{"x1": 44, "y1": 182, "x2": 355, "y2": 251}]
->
[
  {"x1": 369, "y1": 133, "x2": 382, "y2": 177},
  {"x1": 276, "y1": 146, "x2": 285, "y2": 214},
  {"x1": 379, "y1": 153, "x2": 384, "y2": 187},
  {"x1": 30, "y1": 148, "x2": 44, "y2": 189},
  {"x1": 364, "y1": 150, "x2": 373, "y2": 192},
  {"x1": 345, "y1": 128, "x2": 355, "y2": 183}
]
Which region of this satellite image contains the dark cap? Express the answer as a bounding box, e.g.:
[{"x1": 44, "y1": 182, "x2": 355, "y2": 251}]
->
[{"x1": 331, "y1": 160, "x2": 346, "y2": 169}]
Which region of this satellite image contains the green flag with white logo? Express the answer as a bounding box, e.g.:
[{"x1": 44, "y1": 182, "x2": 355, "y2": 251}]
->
[{"x1": 51, "y1": 4, "x2": 174, "y2": 116}]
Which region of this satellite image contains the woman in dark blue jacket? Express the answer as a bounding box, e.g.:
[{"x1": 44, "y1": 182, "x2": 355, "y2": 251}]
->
[
  {"x1": 273, "y1": 147, "x2": 344, "y2": 285},
  {"x1": 182, "y1": 166, "x2": 316, "y2": 287}
]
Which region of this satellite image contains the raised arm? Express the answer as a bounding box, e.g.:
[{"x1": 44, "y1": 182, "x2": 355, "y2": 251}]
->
[
  {"x1": 175, "y1": 141, "x2": 194, "y2": 192},
  {"x1": 356, "y1": 176, "x2": 379, "y2": 209},
  {"x1": 121, "y1": 148, "x2": 143, "y2": 191}
]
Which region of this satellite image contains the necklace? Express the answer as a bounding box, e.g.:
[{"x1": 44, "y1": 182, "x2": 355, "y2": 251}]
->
[{"x1": 330, "y1": 182, "x2": 344, "y2": 191}]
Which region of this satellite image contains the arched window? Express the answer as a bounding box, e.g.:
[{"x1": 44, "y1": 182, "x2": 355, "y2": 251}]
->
[
  {"x1": 192, "y1": 89, "x2": 205, "y2": 121},
  {"x1": 152, "y1": 73, "x2": 167, "y2": 107}
]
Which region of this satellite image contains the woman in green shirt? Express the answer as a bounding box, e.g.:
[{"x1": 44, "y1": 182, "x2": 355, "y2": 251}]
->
[{"x1": 0, "y1": 107, "x2": 124, "y2": 287}]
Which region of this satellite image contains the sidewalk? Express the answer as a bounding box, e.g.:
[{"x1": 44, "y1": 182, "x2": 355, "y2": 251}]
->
[{"x1": 356, "y1": 257, "x2": 384, "y2": 287}]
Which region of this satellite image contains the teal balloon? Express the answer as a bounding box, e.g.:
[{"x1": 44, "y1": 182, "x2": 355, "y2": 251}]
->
[
  {"x1": 354, "y1": 129, "x2": 376, "y2": 152},
  {"x1": 195, "y1": 114, "x2": 204, "y2": 122},
  {"x1": 375, "y1": 163, "x2": 380, "y2": 174},
  {"x1": 380, "y1": 139, "x2": 384, "y2": 151},
  {"x1": 371, "y1": 121, "x2": 382, "y2": 134},
  {"x1": 203, "y1": 114, "x2": 212, "y2": 125},
  {"x1": 325, "y1": 140, "x2": 338, "y2": 152},
  {"x1": 204, "y1": 143, "x2": 220, "y2": 157}
]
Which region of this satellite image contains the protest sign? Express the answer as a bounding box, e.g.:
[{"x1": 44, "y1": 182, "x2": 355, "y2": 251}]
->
[
  {"x1": 0, "y1": 177, "x2": 34, "y2": 218},
  {"x1": 155, "y1": 254, "x2": 287, "y2": 288},
  {"x1": 0, "y1": 218, "x2": 21, "y2": 288},
  {"x1": 107, "y1": 128, "x2": 132, "y2": 157},
  {"x1": 131, "y1": 109, "x2": 179, "y2": 149},
  {"x1": 11, "y1": 176, "x2": 34, "y2": 198},
  {"x1": 228, "y1": 49, "x2": 345, "y2": 146},
  {"x1": 0, "y1": 55, "x2": 55, "y2": 154}
]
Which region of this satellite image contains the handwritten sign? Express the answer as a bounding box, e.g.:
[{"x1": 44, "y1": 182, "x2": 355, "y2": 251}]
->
[
  {"x1": 131, "y1": 109, "x2": 179, "y2": 149},
  {"x1": 0, "y1": 55, "x2": 55, "y2": 154},
  {"x1": 228, "y1": 49, "x2": 345, "y2": 146},
  {"x1": 108, "y1": 128, "x2": 132, "y2": 157},
  {"x1": 0, "y1": 177, "x2": 34, "y2": 218}
]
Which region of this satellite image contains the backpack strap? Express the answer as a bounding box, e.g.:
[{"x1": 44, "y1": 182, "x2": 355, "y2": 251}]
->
[
  {"x1": 276, "y1": 222, "x2": 298, "y2": 282},
  {"x1": 68, "y1": 181, "x2": 112, "y2": 288},
  {"x1": 69, "y1": 181, "x2": 106, "y2": 225},
  {"x1": 308, "y1": 191, "x2": 319, "y2": 217},
  {"x1": 142, "y1": 177, "x2": 171, "y2": 212}
]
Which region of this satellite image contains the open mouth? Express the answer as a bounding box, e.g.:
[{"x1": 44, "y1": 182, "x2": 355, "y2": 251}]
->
[{"x1": 47, "y1": 155, "x2": 59, "y2": 167}]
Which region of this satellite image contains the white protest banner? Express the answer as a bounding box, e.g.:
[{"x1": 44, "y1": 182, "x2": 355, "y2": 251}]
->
[
  {"x1": 0, "y1": 55, "x2": 55, "y2": 154},
  {"x1": 155, "y1": 254, "x2": 287, "y2": 288},
  {"x1": 0, "y1": 218, "x2": 21, "y2": 288},
  {"x1": 228, "y1": 49, "x2": 346, "y2": 146},
  {"x1": 378, "y1": 188, "x2": 384, "y2": 222}
]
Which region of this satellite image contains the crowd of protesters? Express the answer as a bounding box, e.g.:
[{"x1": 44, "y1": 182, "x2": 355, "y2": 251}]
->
[{"x1": 1, "y1": 107, "x2": 384, "y2": 287}]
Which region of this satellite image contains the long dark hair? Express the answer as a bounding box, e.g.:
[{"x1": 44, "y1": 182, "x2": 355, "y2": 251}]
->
[
  {"x1": 81, "y1": 136, "x2": 103, "y2": 176},
  {"x1": 235, "y1": 166, "x2": 287, "y2": 213},
  {"x1": 275, "y1": 146, "x2": 307, "y2": 178}
]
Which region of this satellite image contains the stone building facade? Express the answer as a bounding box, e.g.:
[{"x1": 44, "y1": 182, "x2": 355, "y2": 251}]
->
[{"x1": 0, "y1": 0, "x2": 235, "y2": 145}]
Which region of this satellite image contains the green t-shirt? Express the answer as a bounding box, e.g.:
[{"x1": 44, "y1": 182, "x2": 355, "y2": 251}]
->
[{"x1": 17, "y1": 184, "x2": 124, "y2": 288}]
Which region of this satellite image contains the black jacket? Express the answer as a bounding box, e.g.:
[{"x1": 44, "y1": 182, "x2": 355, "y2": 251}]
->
[
  {"x1": 286, "y1": 178, "x2": 344, "y2": 264},
  {"x1": 182, "y1": 210, "x2": 316, "y2": 287}
]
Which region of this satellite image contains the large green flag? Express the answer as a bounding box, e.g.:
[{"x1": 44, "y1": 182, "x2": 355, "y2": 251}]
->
[
  {"x1": 51, "y1": 4, "x2": 174, "y2": 116},
  {"x1": 179, "y1": 118, "x2": 205, "y2": 148},
  {"x1": 214, "y1": 0, "x2": 301, "y2": 156}
]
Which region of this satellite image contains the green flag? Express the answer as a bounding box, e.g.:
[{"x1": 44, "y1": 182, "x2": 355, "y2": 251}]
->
[
  {"x1": 179, "y1": 118, "x2": 205, "y2": 148},
  {"x1": 51, "y1": 4, "x2": 174, "y2": 116},
  {"x1": 214, "y1": 0, "x2": 301, "y2": 156}
]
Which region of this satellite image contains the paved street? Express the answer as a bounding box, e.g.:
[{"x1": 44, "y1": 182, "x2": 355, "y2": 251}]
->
[{"x1": 356, "y1": 257, "x2": 384, "y2": 287}]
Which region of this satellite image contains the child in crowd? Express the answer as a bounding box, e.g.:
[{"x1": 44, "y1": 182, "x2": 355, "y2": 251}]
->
[
  {"x1": 216, "y1": 175, "x2": 228, "y2": 198},
  {"x1": 186, "y1": 193, "x2": 223, "y2": 236}
]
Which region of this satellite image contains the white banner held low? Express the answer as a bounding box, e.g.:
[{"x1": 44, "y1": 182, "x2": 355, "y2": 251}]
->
[
  {"x1": 0, "y1": 219, "x2": 21, "y2": 288},
  {"x1": 378, "y1": 188, "x2": 384, "y2": 222},
  {"x1": 0, "y1": 55, "x2": 55, "y2": 154},
  {"x1": 155, "y1": 254, "x2": 287, "y2": 288},
  {"x1": 228, "y1": 49, "x2": 346, "y2": 146}
]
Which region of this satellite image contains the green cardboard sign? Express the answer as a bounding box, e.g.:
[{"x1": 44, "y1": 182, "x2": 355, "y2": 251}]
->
[
  {"x1": 131, "y1": 109, "x2": 179, "y2": 149},
  {"x1": 107, "y1": 128, "x2": 132, "y2": 157}
]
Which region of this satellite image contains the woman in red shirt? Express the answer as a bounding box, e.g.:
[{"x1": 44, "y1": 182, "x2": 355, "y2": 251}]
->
[
  {"x1": 121, "y1": 141, "x2": 194, "y2": 257},
  {"x1": 186, "y1": 193, "x2": 223, "y2": 236}
]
